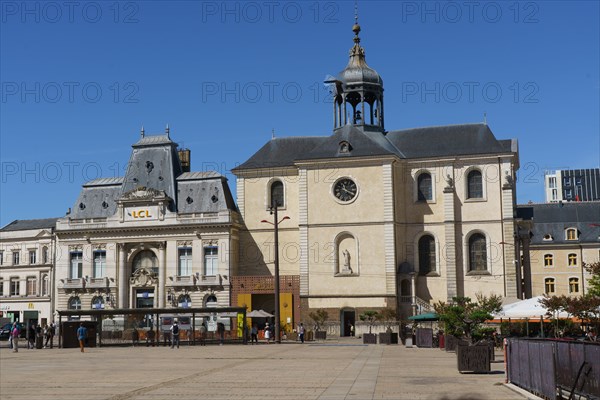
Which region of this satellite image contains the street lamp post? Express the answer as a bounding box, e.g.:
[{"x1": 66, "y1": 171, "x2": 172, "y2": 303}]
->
[{"x1": 261, "y1": 204, "x2": 290, "y2": 344}]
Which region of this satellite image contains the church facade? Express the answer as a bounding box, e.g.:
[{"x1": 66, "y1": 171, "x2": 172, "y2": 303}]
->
[{"x1": 233, "y1": 21, "x2": 521, "y2": 333}]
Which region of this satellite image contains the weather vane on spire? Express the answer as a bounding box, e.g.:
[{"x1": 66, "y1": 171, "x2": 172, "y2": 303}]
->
[{"x1": 354, "y1": 0, "x2": 358, "y2": 24}]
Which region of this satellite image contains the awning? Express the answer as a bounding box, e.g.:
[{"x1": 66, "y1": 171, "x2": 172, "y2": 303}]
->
[{"x1": 408, "y1": 312, "x2": 438, "y2": 321}]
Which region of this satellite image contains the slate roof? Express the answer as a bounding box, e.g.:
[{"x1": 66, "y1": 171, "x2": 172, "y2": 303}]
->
[
  {"x1": 1, "y1": 218, "x2": 59, "y2": 232},
  {"x1": 516, "y1": 202, "x2": 600, "y2": 245},
  {"x1": 234, "y1": 123, "x2": 515, "y2": 171}
]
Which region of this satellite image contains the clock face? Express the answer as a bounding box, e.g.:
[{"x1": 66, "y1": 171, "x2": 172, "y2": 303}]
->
[{"x1": 333, "y1": 178, "x2": 358, "y2": 202}]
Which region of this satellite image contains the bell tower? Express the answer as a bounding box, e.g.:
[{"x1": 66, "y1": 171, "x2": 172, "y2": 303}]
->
[{"x1": 327, "y1": 13, "x2": 384, "y2": 133}]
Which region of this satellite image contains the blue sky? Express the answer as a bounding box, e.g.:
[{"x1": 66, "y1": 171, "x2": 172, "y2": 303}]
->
[{"x1": 1, "y1": 1, "x2": 599, "y2": 227}]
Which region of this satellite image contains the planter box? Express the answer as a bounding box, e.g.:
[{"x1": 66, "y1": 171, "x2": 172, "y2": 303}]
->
[
  {"x1": 379, "y1": 332, "x2": 398, "y2": 345},
  {"x1": 445, "y1": 335, "x2": 468, "y2": 352},
  {"x1": 457, "y1": 345, "x2": 491, "y2": 373},
  {"x1": 315, "y1": 331, "x2": 327, "y2": 340},
  {"x1": 363, "y1": 333, "x2": 377, "y2": 344}
]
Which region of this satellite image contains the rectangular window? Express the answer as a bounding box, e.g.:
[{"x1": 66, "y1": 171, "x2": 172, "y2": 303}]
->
[
  {"x1": 93, "y1": 251, "x2": 106, "y2": 278},
  {"x1": 204, "y1": 247, "x2": 218, "y2": 276},
  {"x1": 29, "y1": 250, "x2": 36, "y2": 264},
  {"x1": 42, "y1": 247, "x2": 48, "y2": 264},
  {"x1": 548, "y1": 177, "x2": 556, "y2": 188},
  {"x1": 544, "y1": 278, "x2": 555, "y2": 294},
  {"x1": 13, "y1": 252, "x2": 20, "y2": 265},
  {"x1": 565, "y1": 189, "x2": 572, "y2": 200},
  {"x1": 568, "y1": 254, "x2": 577, "y2": 266},
  {"x1": 569, "y1": 278, "x2": 579, "y2": 293},
  {"x1": 10, "y1": 278, "x2": 19, "y2": 296},
  {"x1": 563, "y1": 177, "x2": 571, "y2": 187},
  {"x1": 70, "y1": 252, "x2": 83, "y2": 279},
  {"x1": 0, "y1": 279, "x2": 4, "y2": 296},
  {"x1": 551, "y1": 189, "x2": 557, "y2": 201},
  {"x1": 0, "y1": 251, "x2": 3, "y2": 265},
  {"x1": 42, "y1": 275, "x2": 49, "y2": 296},
  {"x1": 178, "y1": 248, "x2": 192, "y2": 276},
  {"x1": 26, "y1": 277, "x2": 36, "y2": 296},
  {"x1": 544, "y1": 254, "x2": 553, "y2": 267}
]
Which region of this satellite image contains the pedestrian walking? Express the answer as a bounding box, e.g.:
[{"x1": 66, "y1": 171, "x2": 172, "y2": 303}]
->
[
  {"x1": 250, "y1": 324, "x2": 258, "y2": 345},
  {"x1": 170, "y1": 320, "x2": 180, "y2": 349},
  {"x1": 77, "y1": 323, "x2": 88, "y2": 353},
  {"x1": 264, "y1": 323, "x2": 271, "y2": 344},
  {"x1": 299, "y1": 322, "x2": 305, "y2": 344},
  {"x1": 217, "y1": 322, "x2": 225, "y2": 345},
  {"x1": 199, "y1": 323, "x2": 207, "y2": 346},
  {"x1": 28, "y1": 324, "x2": 36, "y2": 349},
  {"x1": 45, "y1": 322, "x2": 55, "y2": 348},
  {"x1": 11, "y1": 322, "x2": 19, "y2": 353}
]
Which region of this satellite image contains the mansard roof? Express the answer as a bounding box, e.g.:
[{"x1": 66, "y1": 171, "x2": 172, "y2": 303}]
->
[
  {"x1": 516, "y1": 202, "x2": 600, "y2": 245},
  {"x1": 67, "y1": 132, "x2": 237, "y2": 219},
  {"x1": 1, "y1": 218, "x2": 59, "y2": 232},
  {"x1": 234, "y1": 123, "x2": 515, "y2": 171}
]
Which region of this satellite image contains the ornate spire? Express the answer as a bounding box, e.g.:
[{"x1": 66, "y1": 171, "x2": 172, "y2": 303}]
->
[
  {"x1": 140, "y1": 125, "x2": 145, "y2": 138},
  {"x1": 165, "y1": 123, "x2": 170, "y2": 138},
  {"x1": 349, "y1": 2, "x2": 366, "y2": 65}
]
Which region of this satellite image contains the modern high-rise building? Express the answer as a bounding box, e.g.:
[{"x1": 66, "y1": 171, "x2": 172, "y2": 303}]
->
[{"x1": 545, "y1": 168, "x2": 600, "y2": 202}]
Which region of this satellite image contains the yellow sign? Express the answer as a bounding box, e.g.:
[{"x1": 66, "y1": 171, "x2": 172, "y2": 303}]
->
[
  {"x1": 132, "y1": 209, "x2": 152, "y2": 218},
  {"x1": 237, "y1": 314, "x2": 244, "y2": 338},
  {"x1": 28, "y1": 303, "x2": 34, "y2": 309}
]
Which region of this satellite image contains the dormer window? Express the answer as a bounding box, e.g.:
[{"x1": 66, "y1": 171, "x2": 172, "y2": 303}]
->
[
  {"x1": 566, "y1": 228, "x2": 578, "y2": 241},
  {"x1": 339, "y1": 141, "x2": 352, "y2": 153},
  {"x1": 543, "y1": 234, "x2": 553, "y2": 241}
]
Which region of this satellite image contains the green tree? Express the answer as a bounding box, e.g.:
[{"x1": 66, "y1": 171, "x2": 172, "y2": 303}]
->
[
  {"x1": 308, "y1": 309, "x2": 328, "y2": 331},
  {"x1": 433, "y1": 293, "x2": 502, "y2": 344},
  {"x1": 584, "y1": 261, "x2": 600, "y2": 297},
  {"x1": 359, "y1": 310, "x2": 380, "y2": 334}
]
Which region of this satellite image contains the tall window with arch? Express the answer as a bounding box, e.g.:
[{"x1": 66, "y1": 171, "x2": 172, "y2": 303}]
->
[
  {"x1": 270, "y1": 180, "x2": 284, "y2": 208},
  {"x1": 544, "y1": 278, "x2": 555, "y2": 294},
  {"x1": 92, "y1": 296, "x2": 105, "y2": 310},
  {"x1": 42, "y1": 246, "x2": 49, "y2": 264},
  {"x1": 42, "y1": 274, "x2": 49, "y2": 296},
  {"x1": 179, "y1": 294, "x2": 192, "y2": 308},
  {"x1": 569, "y1": 277, "x2": 579, "y2": 294},
  {"x1": 68, "y1": 296, "x2": 82, "y2": 310},
  {"x1": 467, "y1": 169, "x2": 483, "y2": 199},
  {"x1": 468, "y1": 233, "x2": 487, "y2": 272},
  {"x1": 418, "y1": 235, "x2": 436, "y2": 275},
  {"x1": 417, "y1": 172, "x2": 432, "y2": 201}
]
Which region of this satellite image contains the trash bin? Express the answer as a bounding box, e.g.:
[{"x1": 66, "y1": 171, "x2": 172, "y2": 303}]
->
[
  {"x1": 36, "y1": 335, "x2": 43, "y2": 349},
  {"x1": 405, "y1": 337, "x2": 413, "y2": 348},
  {"x1": 439, "y1": 333, "x2": 445, "y2": 349}
]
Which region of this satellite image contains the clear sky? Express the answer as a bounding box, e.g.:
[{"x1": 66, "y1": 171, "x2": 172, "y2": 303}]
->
[{"x1": 1, "y1": 0, "x2": 599, "y2": 227}]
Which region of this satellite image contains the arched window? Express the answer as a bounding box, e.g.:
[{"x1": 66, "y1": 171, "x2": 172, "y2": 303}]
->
[
  {"x1": 544, "y1": 278, "x2": 555, "y2": 294},
  {"x1": 418, "y1": 235, "x2": 436, "y2": 275},
  {"x1": 566, "y1": 228, "x2": 577, "y2": 240},
  {"x1": 132, "y1": 250, "x2": 157, "y2": 275},
  {"x1": 92, "y1": 296, "x2": 105, "y2": 310},
  {"x1": 468, "y1": 233, "x2": 487, "y2": 272},
  {"x1": 205, "y1": 294, "x2": 217, "y2": 307},
  {"x1": 42, "y1": 246, "x2": 49, "y2": 264},
  {"x1": 178, "y1": 294, "x2": 192, "y2": 308},
  {"x1": 467, "y1": 170, "x2": 483, "y2": 199},
  {"x1": 569, "y1": 277, "x2": 579, "y2": 293},
  {"x1": 68, "y1": 296, "x2": 82, "y2": 310},
  {"x1": 568, "y1": 253, "x2": 577, "y2": 266},
  {"x1": 544, "y1": 254, "x2": 554, "y2": 267},
  {"x1": 417, "y1": 173, "x2": 432, "y2": 201},
  {"x1": 270, "y1": 180, "x2": 284, "y2": 208},
  {"x1": 42, "y1": 275, "x2": 49, "y2": 296}
]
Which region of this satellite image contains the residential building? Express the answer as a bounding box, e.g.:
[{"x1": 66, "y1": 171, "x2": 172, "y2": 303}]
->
[{"x1": 0, "y1": 218, "x2": 58, "y2": 325}]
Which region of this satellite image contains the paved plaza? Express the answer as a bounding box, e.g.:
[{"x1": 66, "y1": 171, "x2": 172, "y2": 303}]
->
[{"x1": 0, "y1": 338, "x2": 537, "y2": 400}]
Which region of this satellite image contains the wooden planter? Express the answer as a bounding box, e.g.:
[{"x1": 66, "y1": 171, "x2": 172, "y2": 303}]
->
[
  {"x1": 445, "y1": 335, "x2": 469, "y2": 352},
  {"x1": 457, "y1": 345, "x2": 491, "y2": 373},
  {"x1": 315, "y1": 331, "x2": 327, "y2": 340},
  {"x1": 378, "y1": 332, "x2": 399, "y2": 345},
  {"x1": 363, "y1": 333, "x2": 377, "y2": 344}
]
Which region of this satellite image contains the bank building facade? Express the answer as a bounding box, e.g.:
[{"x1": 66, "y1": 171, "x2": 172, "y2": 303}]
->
[
  {"x1": 233, "y1": 21, "x2": 521, "y2": 334},
  {"x1": 53, "y1": 128, "x2": 240, "y2": 314}
]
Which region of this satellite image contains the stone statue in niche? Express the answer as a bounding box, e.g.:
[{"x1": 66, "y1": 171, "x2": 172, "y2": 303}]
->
[
  {"x1": 445, "y1": 174, "x2": 454, "y2": 188},
  {"x1": 342, "y1": 249, "x2": 352, "y2": 274}
]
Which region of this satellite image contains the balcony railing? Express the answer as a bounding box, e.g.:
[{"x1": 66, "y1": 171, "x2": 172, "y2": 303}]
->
[
  {"x1": 87, "y1": 277, "x2": 109, "y2": 288},
  {"x1": 199, "y1": 274, "x2": 222, "y2": 287},
  {"x1": 172, "y1": 275, "x2": 195, "y2": 287},
  {"x1": 63, "y1": 278, "x2": 86, "y2": 289}
]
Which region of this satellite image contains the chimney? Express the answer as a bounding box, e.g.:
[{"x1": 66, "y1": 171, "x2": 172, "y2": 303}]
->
[{"x1": 178, "y1": 148, "x2": 191, "y2": 173}]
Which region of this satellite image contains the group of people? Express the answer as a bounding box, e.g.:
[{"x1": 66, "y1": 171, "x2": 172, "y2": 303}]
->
[
  {"x1": 9, "y1": 321, "x2": 56, "y2": 353},
  {"x1": 248, "y1": 322, "x2": 306, "y2": 344}
]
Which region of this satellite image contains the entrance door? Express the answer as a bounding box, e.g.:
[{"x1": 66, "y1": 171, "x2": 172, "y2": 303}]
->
[
  {"x1": 341, "y1": 310, "x2": 355, "y2": 337},
  {"x1": 135, "y1": 289, "x2": 155, "y2": 308}
]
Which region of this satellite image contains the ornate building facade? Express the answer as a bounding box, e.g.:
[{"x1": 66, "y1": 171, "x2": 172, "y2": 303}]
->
[
  {"x1": 53, "y1": 128, "x2": 241, "y2": 315},
  {"x1": 233, "y1": 21, "x2": 521, "y2": 333}
]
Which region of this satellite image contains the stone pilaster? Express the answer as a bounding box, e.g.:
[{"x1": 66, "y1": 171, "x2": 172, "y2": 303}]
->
[
  {"x1": 158, "y1": 242, "x2": 165, "y2": 308},
  {"x1": 443, "y1": 177, "x2": 457, "y2": 301},
  {"x1": 118, "y1": 244, "x2": 127, "y2": 308}
]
